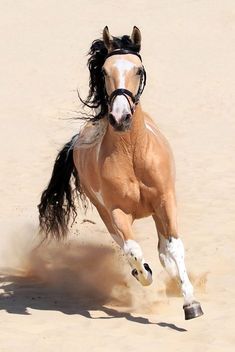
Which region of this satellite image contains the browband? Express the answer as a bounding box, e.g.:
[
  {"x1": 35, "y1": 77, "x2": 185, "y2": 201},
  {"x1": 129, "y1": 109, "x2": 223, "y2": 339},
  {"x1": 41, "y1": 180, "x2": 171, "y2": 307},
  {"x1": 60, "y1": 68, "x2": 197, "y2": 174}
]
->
[{"x1": 105, "y1": 49, "x2": 142, "y2": 62}]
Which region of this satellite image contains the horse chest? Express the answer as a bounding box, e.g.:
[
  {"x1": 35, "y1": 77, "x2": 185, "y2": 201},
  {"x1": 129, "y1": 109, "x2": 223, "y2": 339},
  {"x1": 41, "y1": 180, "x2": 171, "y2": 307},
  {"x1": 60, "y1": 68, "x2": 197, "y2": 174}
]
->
[
  {"x1": 99, "y1": 157, "x2": 155, "y2": 216},
  {"x1": 75, "y1": 142, "x2": 158, "y2": 217}
]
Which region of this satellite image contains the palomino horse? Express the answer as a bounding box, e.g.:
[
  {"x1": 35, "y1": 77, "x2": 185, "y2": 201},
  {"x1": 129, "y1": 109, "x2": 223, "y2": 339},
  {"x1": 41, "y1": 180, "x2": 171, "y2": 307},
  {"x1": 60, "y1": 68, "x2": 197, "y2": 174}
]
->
[{"x1": 38, "y1": 26, "x2": 203, "y2": 320}]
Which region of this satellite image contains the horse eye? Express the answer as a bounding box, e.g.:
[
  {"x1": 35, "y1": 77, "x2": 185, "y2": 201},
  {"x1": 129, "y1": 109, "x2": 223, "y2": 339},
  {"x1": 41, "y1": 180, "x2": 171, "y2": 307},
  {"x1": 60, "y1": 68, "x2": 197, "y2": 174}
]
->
[{"x1": 136, "y1": 67, "x2": 143, "y2": 76}]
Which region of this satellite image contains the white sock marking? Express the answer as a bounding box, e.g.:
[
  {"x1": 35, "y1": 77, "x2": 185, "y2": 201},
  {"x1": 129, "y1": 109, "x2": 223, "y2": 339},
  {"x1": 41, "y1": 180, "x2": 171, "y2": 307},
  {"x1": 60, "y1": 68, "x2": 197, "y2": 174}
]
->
[
  {"x1": 158, "y1": 234, "x2": 195, "y2": 305},
  {"x1": 124, "y1": 239, "x2": 143, "y2": 261}
]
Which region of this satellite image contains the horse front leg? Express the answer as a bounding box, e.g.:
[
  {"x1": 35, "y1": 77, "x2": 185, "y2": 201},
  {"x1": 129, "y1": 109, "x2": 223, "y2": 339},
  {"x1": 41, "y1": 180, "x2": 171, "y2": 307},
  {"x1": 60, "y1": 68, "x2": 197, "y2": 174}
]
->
[
  {"x1": 153, "y1": 191, "x2": 203, "y2": 320},
  {"x1": 111, "y1": 208, "x2": 153, "y2": 286}
]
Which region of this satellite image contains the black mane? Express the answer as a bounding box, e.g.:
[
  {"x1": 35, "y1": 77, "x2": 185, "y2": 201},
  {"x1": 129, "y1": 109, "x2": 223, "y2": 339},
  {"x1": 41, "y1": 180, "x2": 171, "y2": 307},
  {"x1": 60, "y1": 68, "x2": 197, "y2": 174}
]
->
[{"x1": 79, "y1": 34, "x2": 141, "y2": 121}]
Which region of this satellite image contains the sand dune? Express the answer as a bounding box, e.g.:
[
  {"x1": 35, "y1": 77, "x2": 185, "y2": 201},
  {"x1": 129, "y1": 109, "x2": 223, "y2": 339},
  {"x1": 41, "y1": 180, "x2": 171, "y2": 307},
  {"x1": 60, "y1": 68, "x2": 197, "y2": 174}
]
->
[{"x1": 0, "y1": 0, "x2": 235, "y2": 351}]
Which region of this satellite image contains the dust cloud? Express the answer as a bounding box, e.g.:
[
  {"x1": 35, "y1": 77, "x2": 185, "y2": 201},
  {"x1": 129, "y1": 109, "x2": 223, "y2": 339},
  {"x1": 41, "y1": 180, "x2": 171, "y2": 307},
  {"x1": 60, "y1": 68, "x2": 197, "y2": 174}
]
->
[
  {"x1": 0, "y1": 223, "x2": 162, "y2": 314},
  {"x1": 0, "y1": 221, "x2": 207, "y2": 317}
]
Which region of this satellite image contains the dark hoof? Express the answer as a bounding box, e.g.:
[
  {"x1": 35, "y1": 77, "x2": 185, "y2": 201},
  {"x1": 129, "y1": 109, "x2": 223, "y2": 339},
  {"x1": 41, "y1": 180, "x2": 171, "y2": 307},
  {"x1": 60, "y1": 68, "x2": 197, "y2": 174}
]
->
[
  {"x1": 183, "y1": 301, "x2": 204, "y2": 320},
  {"x1": 132, "y1": 269, "x2": 139, "y2": 280},
  {"x1": 144, "y1": 263, "x2": 152, "y2": 275}
]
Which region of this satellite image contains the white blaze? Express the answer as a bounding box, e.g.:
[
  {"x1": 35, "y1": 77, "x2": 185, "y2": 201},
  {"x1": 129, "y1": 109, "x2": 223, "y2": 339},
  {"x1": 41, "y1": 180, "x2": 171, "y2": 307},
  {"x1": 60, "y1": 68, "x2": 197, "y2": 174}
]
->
[
  {"x1": 111, "y1": 60, "x2": 135, "y2": 122},
  {"x1": 113, "y1": 59, "x2": 134, "y2": 88}
]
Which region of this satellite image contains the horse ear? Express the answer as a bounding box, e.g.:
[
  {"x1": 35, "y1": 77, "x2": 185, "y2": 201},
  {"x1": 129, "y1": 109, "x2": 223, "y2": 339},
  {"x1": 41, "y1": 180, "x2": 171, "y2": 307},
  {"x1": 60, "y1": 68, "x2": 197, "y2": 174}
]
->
[
  {"x1": 131, "y1": 26, "x2": 141, "y2": 48},
  {"x1": 103, "y1": 26, "x2": 112, "y2": 51}
]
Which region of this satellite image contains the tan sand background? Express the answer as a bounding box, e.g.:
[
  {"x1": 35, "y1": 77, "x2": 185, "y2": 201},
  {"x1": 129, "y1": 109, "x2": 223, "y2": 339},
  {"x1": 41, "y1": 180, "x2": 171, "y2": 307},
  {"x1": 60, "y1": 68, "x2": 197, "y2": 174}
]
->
[{"x1": 0, "y1": 0, "x2": 235, "y2": 351}]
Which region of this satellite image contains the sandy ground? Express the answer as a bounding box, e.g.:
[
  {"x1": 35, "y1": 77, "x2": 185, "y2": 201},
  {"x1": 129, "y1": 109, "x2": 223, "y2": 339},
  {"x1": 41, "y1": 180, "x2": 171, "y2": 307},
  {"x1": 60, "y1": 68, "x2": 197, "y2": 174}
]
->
[{"x1": 0, "y1": 0, "x2": 235, "y2": 351}]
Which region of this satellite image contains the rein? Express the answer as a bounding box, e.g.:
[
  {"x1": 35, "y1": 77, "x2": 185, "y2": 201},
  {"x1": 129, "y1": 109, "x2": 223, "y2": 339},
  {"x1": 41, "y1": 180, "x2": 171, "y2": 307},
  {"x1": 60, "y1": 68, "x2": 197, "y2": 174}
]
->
[{"x1": 104, "y1": 49, "x2": 146, "y2": 111}]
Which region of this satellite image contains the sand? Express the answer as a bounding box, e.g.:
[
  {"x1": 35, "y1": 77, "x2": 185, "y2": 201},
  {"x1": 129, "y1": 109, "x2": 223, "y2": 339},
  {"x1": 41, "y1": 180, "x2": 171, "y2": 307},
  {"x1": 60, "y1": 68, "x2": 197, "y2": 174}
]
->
[{"x1": 0, "y1": 0, "x2": 235, "y2": 351}]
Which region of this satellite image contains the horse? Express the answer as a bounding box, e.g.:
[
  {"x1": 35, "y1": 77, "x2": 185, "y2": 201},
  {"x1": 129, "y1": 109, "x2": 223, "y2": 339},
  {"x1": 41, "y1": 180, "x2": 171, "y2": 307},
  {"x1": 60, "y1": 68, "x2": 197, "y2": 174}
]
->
[{"x1": 38, "y1": 26, "x2": 203, "y2": 320}]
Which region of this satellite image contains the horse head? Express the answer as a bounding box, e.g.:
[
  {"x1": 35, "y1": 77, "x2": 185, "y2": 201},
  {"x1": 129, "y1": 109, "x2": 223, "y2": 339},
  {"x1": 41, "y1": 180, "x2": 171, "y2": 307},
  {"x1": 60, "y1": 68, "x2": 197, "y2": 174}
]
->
[{"x1": 102, "y1": 26, "x2": 146, "y2": 132}]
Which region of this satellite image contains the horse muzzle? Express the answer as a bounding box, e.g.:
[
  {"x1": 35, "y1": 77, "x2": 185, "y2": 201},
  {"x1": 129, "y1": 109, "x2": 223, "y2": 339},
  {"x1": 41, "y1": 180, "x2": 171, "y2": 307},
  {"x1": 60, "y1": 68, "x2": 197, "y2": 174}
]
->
[{"x1": 108, "y1": 112, "x2": 132, "y2": 132}]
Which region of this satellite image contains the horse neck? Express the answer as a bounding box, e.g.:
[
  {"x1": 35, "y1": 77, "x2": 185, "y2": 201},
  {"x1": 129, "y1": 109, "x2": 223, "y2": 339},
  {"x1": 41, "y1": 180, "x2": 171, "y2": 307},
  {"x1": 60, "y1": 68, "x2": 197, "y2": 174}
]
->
[{"x1": 105, "y1": 104, "x2": 147, "y2": 148}]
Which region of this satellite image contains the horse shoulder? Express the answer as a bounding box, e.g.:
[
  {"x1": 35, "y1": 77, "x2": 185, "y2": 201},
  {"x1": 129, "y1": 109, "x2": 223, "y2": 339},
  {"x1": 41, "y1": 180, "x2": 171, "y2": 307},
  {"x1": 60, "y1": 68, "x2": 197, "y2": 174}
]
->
[
  {"x1": 135, "y1": 117, "x2": 175, "y2": 192},
  {"x1": 73, "y1": 142, "x2": 102, "y2": 192}
]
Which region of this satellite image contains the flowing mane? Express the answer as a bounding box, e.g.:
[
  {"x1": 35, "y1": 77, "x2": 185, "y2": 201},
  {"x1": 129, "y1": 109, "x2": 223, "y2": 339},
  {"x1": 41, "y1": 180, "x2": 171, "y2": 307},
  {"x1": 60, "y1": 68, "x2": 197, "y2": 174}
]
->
[{"x1": 79, "y1": 34, "x2": 141, "y2": 120}]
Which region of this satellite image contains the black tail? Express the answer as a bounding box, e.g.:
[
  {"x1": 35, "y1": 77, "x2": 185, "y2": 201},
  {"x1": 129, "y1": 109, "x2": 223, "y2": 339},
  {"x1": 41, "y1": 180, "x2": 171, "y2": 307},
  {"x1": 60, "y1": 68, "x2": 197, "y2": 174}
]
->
[{"x1": 38, "y1": 135, "x2": 86, "y2": 240}]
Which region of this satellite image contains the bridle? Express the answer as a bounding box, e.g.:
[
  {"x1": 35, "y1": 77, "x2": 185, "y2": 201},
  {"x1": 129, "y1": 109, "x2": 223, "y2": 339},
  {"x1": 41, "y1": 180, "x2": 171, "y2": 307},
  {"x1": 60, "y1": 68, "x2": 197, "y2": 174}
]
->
[{"x1": 103, "y1": 49, "x2": 146, "y2": 113}]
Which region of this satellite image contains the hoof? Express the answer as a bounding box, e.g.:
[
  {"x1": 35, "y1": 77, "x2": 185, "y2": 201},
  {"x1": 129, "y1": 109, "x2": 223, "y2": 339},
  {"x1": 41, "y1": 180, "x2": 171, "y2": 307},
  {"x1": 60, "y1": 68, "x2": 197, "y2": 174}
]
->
[
  {"x1": 144, "y1": 263, "x2": 152, "y2": 275},
  {"x1": 131, "y1": 265, "x2": 153, "y2": 286},
  {"x1": 183, "y1": 301, "x2": 204, "y2": 320},
  {"x1": 132, "y1": 268, "x2": 138, "y2": 279}
]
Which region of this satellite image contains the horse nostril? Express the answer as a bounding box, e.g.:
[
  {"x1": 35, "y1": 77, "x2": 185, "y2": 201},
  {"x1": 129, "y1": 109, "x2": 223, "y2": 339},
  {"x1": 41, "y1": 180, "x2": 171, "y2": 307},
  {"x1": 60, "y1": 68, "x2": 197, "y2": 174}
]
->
[
  {"x1": 123, "y1": 113, "x2": 131, "y2": 121},
  {"x1": 109, "y1": 114, "x2": 116, "y2": 126}
]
